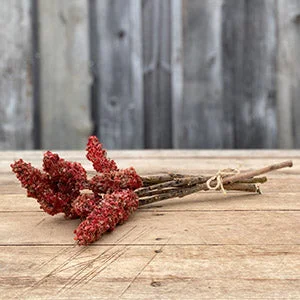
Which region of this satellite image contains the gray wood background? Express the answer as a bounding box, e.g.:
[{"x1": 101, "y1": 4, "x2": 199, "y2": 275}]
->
[{"x1": 0, "y1": 0, "x2": 299, "y2": 150}]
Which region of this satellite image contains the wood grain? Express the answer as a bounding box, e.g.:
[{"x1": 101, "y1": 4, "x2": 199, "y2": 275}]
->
[
  {"x1": 181, "y1": 0, "x2": 224, "y2": 148},
  {"x1": 1, "y1": 210, "x2": 299, "y2": 246},
  {"x1": 1, "y1": 150, "x2": 299, "y2": 299},
  {"x1": 277, "y1": 0, "x2": 300, "y2": 148},
  {"x1": 171, "y1": 0, "x2": 184, "y2": 149},
  {"x1": 94, "y1": 0, "x2": 144, "y2": 149},
  {"x1": 222, "y1": 0, "x2": 277, "y2": 148},
  {"x1": 2, "y1": 1, "x2": 300, "y2": 150},
  {"x1": 1, "y1": 190, "x2": 299, "y2": 212},
  {"x1": 1, "y1": 245, "x2": 299, "y2": 299},
  {"x1": 38, "y1": 0, "x2": 92, "y2": 149},
  {"x1": 0, "y1": 0, "x2": 33, "y2": 150},
  {"x1": 2, "y1": 2, "x2": 300, "y2": 150},
  {"x1": 143, "y1": 0, "x2": 172, "y2": 148}
]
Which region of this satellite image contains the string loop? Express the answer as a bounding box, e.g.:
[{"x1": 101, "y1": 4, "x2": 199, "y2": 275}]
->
[{"x1": 206, "y1": 168, "x2": 240, "y2": 194}]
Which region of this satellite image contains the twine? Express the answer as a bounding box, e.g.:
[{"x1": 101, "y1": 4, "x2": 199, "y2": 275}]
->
[{"x1": 206, "y1": 168, "x2": 240, "y2": 194}]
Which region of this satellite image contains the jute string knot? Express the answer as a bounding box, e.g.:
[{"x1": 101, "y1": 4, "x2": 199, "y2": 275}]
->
[{"x1": 206, "y1": 168, "x2": 240, "y2": 194}]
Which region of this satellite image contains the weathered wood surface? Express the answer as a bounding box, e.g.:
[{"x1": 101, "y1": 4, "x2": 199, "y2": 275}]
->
[
  {"x1": 38, "y1": 0, "x2": 92, "y2": 149},
  {"x1": 277, "y1": 0, "x2": 300, "y2": 148},
  {"x1": 171, "y1": 0, "x2": 184, "y2": 149},
  {"x1": 181, "y1": 0, "x2": 224, "y2": 149},
  {"x1": 1, "y1": 0, "x2": 300, "y2": 150},
  {"x1": 94, "y1": 0, "x2": 144, "y2": 149},
  {"x1": 0, "y1": 0, "x2": 33, "y2": 150},
  {"x1": 222, "y1": 0, "x2": 277, "y2": 148},
  {"x1": 142, "y1": 0, "x2": 172, "y2": 148},
  {"x1": 1, "y1": 150, "x2": 299, "y2": 299}
]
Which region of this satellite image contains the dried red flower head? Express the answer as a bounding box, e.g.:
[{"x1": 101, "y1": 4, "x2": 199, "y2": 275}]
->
[
  {"x1": 43, "y1": 150, "x2": 87, "y2": 195},
  {"x1": 74, "y1": 190, "x2": 139, "y2": 245},
  {"x1": 86, "y1": 135, "x2": 118, "y2": 173},
  {"x1": 71, "y1": 193, "x2": 101, "y2": 218},
  {"x1": 89, "y1": 167, "x2": 142, "y2": 195},
  {"x1": 11, "y1": 152, "x2": 87, "y2": 218},
  {"x1": 10, "y1": 159, "x2": 55, "y2": 214},
  {"x1": 11, "y1": 136, "x2": 143, "y2": 245}
]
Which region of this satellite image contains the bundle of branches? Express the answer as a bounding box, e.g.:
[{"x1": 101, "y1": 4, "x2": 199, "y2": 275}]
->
[
  {"x1": 11, "y1": 136, "x2": 292, "y2": 245},
  {"x1": 137, "y1": 161, "x2": 292, "y2": 205}
]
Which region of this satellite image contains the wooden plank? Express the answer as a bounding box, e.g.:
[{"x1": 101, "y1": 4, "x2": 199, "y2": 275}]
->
[
  {"x1": 38, "y1": 0, "x2": 92, "y2": 149},
  {"x1": 95, "y1": 0, "x2": 143, "y2": 149},
  {"x1": 277, "y1": 0, "x2": 300, "y2": 148},
  {"x1": 2, "y1": 151, "x2": 300, "y2": 299},
  {"x1": 221, "y1": 0, "x2": 243, "y2": 148},
  {"x1": 3, "y1": 152, "x2": 300, "y2": 173},
  {"x1": 180, "y1": 0, "x2": 224, "y2": 148},
  {"x1": 1, "y1": 189, "x2": 300, "y2": 212},
  {"x1": 171, "y1": 0, "x2": 184, "y2": 149},
  {"x1": 1, "y1": 211, "x2": 299, "y2": 245},
  {"x1": 0, "y1": 0, "x2": 33, "y2": 150},
  {"x1": 1, "y1": 245, "x2": 299, "y2": 299},
  {"x1": 4, "y1": 151, "x2": 300, "y2": 177},
  {"x1": 142, "y1": 0, "x2": 172, "y2": 148},
  {"x1": 4, "y1": 150, "x2": 300, "y2": 172},
  {"x1": 222, "y1": 0, "x2": 277, "y2": 148},
  {"x1": 2, "y1": 149, "x2": 300, "y2": 160}
]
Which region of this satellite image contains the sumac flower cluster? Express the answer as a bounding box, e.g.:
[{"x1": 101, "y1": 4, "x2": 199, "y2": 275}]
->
[{"x1": 11, "y1": 136, "x2": 142, "y2": 245}]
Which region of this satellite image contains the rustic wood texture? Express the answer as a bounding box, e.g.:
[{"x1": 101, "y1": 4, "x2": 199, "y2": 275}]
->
[
  {"x1": 38, "y1": 0, "x2": 92, "y2": 149},
  {"x1": 142, "y1": 0, "x2": 172, "y2": 148},
  {"x1": 171, "y1": 0, "x2": 184, "y2": 149},
  {"x1": 181, "y1": 0, "x2": 224, "y2": 149},
  {"x1": 2, "y1": 0, "x2": 300, "y2": 150},
  {"x1": 222, "y1": 0, "x2": 277, "y2": 148},
  {"x1": 0, "y1": 0, "x2": 33, "y2": 150},
  {"x1": 277, "y1": 0, "x2": 300, "y2": 148},
  {"x1": 94, "y1": 0, "x2": 144, "y2": 149},
  {"x1": 1, "y1": 150, "x2": 299, "y2": 299}
]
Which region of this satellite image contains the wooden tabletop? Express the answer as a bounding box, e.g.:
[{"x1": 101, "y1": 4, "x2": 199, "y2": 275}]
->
[{"x1": 1, "y1": 150, "x2": 299, "y2": 299}]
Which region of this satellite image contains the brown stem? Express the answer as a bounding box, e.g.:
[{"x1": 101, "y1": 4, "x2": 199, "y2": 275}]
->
[
  {"x1": 140, "y1": 173, "x2": 202, "y2": 186},
  {"x1": 138, "y1": 183, "x2": 260, "y2": 201},
  {"x1": 224, "y1": 183, "x2": 261, "y2": 193},
  {"x1": 222, "y1": 160, "x2": 293, "y2": 185},
  {"x1": 136, "y1": 176, "x2": 267, "y2": 198},
  {"x1": 137, "y1": 161, "x2": 292, "y2": 206},
  {"x1": 140, "y1": 173, "x2": 268, "y2": 188},
  {"x1": 140, "y1": 174, "x2": 175, "y2": 185},
  {"x1": 138, "y1": 183, "x2": 260, "y2": 206},
  {"x1": 136, "y1": 176, "x2": 208, "y2": 196},
  {"x1": 235, "y1": 177, "x2": 267, "y2": 184},
  {"x1": 137, "y1": 187, "x2": 181, "y2": 197}
]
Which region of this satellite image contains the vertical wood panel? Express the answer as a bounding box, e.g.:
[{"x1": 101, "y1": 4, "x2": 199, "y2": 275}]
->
[
  {"x1": 89, "y1": 0, "x2": 99, "y2": 137},
  {"x1": 2, "y1": 0, "x2": 300, "y2": 150},
  {"x1": 171, "y1": 0, "x2": 184, "y2": 149},
  {"x1": 95, "y1": 0, "x2": 144, "y2": 149},
  {"x1": 180, "y1": 0, "x2": 224, "y2": 149},
  {"x1": 277, "y1": 0, "x2": 300, "y2": 148},
  {"x1": 39, "y1": 0, "x2": 92, "y2": 149},
  {"x1": 0, "y1": 0, "x2": 33, "y2": 150},
  {"x1": 32, "y1": 0, "x2": 41, "y2": 149},
  {"x1": 221, "y1": 0, "x2": 244, "y2": 148},
  {"x1": 223, "y1": 0, "x2": 277, "y2": 148},
  {"x1": 143, "y1": 0, "x2": 172, "y2": 148}
]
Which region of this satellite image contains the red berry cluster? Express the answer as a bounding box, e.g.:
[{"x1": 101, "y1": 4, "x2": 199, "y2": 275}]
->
[
  {"x1": 74, "y1": 190, "x2": 139, "y2": 245},
  {"x1": 11, "y1": 152, "x2": 87, "y2": 218},
  {"x1": 11, "y1": 136, "x2": 142, "y2": 245}
]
